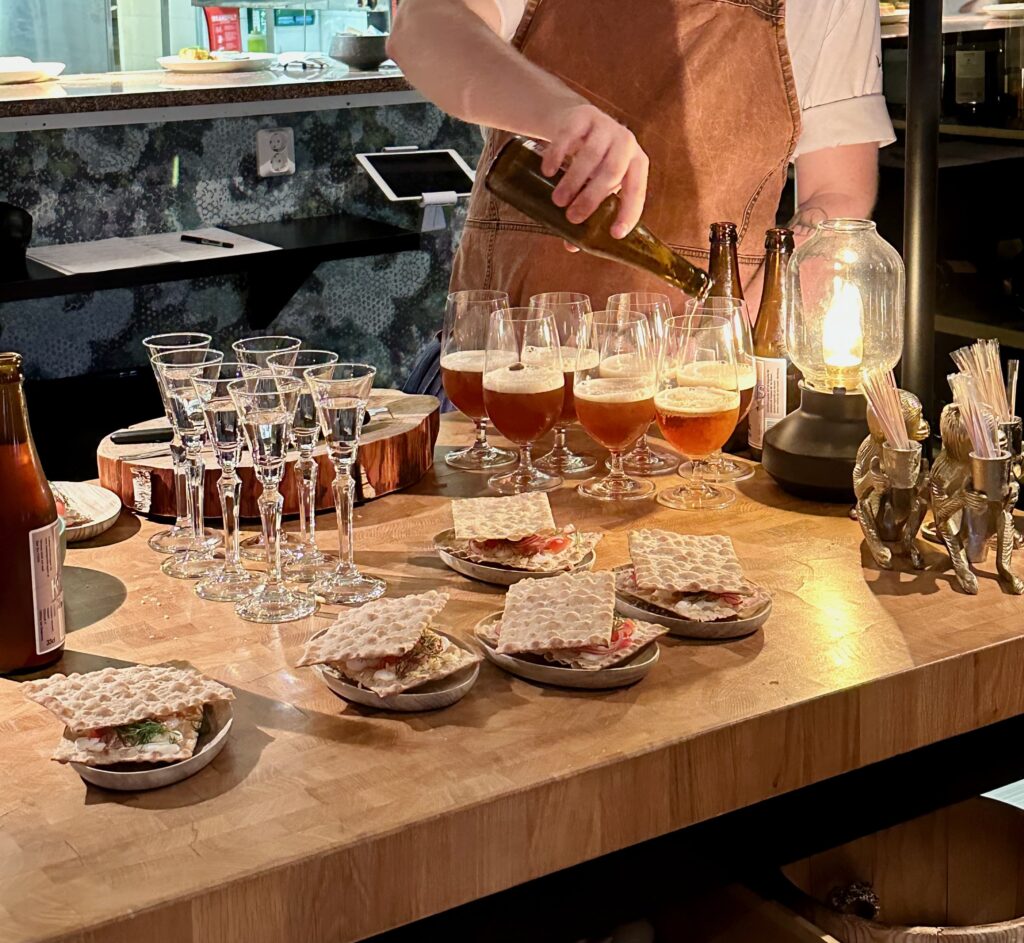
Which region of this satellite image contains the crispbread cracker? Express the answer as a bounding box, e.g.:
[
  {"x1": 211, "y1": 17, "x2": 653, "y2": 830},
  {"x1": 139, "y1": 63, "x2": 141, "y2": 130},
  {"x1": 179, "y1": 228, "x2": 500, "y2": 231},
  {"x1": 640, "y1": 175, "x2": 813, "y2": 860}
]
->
[
  {"x1": 23, "y1": 666, "x2": 234, "y2": 731},
  {"x1": 448, "y1": 531, "x2": 601, "y2": 572},
  {"x1": 615, "y1": 567, "x2": 770, "y2": 622},
  {"x1": 451, "y1": 493, "x2": 557, "y2": 541},
  {"x1": 629, "y1": 530, "x2": 746, "y2": 594},
  {"x1": 496, "y1": 570, "x2": 615, "y2": 654},
  {"x1": 297, "y1": 591, "x2": 448, "y2": 666},
  {"x1": 327, "y1": 628, "x2": 480, "y2": 697},
  {"x1": 543, "y1": 618, "x2": 668, "y2": 670},
  {"x1": 52, "y1": 708, "x2": 203, "y2": 766}
]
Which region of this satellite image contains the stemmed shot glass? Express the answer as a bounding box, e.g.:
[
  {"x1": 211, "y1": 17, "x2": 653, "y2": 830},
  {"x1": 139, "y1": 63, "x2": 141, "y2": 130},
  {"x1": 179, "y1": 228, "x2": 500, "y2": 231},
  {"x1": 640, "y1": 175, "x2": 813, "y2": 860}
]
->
[
  {"x1": 228, "y1": 375, "x2": 317, "y2": 623},
  {"x1": 682, "y1": 297, "x2": 757, "y2": 484},
  {"x1": 574, "y1": 310, "x2": 658, "y2": 501},
  {"x1": 150, "y1": 348, "x2": 225, "y2": 579},
  {"x1": 307, "y1": 364, "x2": 386, "y2": 605},
  {"x1": 528, "y1": 292, "x2": 598, "y2": 476},
  {"x1": 232, "y1": 334, "x2": 304, "y2": 560},
  {"x1": 268, "y1": 349, "x2": 339, "y2": 583},
  {"x1": 606, "y1": 292, "x2": 679, "y2": 476},
  {"x1": 656, "y1": 315, "x2": 741, "y2": 511},
  {"x1": 440, "y1": 289, "x2": 516, "y2": 471},
  {"x1": 142, "y1": 333, "x2": 220, "y2": 555},
  {"x1": 191, "y1": 361, "x2": 261, "y2": 602},
  {"x1": 482, "y1": 307, "x2": 565, "y2": 494}
]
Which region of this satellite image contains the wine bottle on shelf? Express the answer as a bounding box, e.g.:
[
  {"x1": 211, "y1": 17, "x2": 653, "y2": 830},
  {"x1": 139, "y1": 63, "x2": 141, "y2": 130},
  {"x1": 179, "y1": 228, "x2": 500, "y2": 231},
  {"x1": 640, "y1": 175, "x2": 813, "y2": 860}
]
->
[
  {"x1": 0, "y1": 352, "x2": 65, "y2": 674},
  {"x1": 484, "y1": 135, "x2": 711, "y2": 299},
  {"x1": 707, "y1": 221, "x2": 744, "y2": 301},
  {"x1": 749, "y1": 228, "x2": 800, "y2": 460}
]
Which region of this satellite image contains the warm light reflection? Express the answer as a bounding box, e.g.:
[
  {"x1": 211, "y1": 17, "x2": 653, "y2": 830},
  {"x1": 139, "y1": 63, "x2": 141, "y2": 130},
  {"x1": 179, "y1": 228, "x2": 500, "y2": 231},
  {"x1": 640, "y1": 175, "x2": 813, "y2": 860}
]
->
[{"x1": 822, "y1": 277, "x2": 864, "y2": 388}]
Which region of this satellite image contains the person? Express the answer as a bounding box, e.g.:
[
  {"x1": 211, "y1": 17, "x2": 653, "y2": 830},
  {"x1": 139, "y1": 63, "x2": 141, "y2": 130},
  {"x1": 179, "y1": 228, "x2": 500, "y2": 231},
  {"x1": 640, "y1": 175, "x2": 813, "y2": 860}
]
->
[{"x1": 387, "y1": 0, "x2": 895, "y2": 312}]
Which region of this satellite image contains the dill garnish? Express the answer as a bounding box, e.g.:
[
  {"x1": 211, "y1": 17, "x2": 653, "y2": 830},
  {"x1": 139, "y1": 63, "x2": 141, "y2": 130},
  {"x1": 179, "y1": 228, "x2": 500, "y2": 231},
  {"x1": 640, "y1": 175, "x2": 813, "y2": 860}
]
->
[{"x1": 114, "y1": 719, "x2": 180, "y2": 747}]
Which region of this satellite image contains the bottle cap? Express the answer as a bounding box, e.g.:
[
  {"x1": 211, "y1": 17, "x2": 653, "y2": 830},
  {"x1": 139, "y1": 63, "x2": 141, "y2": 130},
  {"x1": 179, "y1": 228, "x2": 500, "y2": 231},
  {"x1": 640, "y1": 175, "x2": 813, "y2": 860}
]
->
[{"x1": 0, "y1": 351, "x2": 23, "y2": 381}]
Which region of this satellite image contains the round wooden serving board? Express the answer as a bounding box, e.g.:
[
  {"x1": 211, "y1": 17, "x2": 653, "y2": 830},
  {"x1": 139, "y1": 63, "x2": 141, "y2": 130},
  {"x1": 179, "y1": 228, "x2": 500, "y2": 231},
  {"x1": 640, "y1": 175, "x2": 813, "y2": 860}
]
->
[{"x1": 97, "y1": 390, "x2": 439, "y2": 520}]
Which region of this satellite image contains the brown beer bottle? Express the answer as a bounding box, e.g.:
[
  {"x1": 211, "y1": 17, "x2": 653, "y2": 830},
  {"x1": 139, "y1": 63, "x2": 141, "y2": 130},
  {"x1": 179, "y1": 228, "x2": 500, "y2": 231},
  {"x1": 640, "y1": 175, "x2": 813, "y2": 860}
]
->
[
  {"x1": 749, "y1": 228, "x2": 800, "y2": 459},
  {"x1": 707, "y1": 221, "x2": 744, "y2": 300},
  {"x1": 485, "y1": 136, "x2": 711, "y2": 299},
  {"x1": 0, "y1": 353, "x2": 65, "y2": 674}
]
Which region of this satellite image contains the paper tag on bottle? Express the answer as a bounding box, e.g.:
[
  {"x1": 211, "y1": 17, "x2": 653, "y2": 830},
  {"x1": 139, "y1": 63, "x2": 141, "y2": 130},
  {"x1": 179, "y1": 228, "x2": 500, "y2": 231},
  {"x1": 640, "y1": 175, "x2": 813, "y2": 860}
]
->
[
  {"x1": 30, "y1": 519, "x2": 66, "y2": 655},
  {"x1": 749, "y1": 356, "x2": 788, "y2": 450}
]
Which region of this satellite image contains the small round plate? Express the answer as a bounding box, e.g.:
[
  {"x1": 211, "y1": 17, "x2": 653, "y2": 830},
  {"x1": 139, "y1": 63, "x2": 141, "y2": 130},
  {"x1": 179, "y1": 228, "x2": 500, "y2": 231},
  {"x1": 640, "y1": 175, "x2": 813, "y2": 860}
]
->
[
  {"x1": 51, "y1": 481, "x2": 122, "y2": 543},
  {"x1": 316, "y1": 631, "x2": 480, "y2": 712},
  {"x1": 433, "y1": 530, "x2": 595, "y2": 587},
  {"x1": 0, "y1": 57, "x2": 66, "y2": 84},
  {"x1": 157, "y1": 53, "x2": 277, "y2": 73},
  {"x1": 983, "y1": 3, "x2": 1024, "y2": 18},
  {"x1": 473, "y1": 612, "x2": 660, "y2": 690},
  {"x1": 70, "y1": 701, "x2": 233, "y2": 792},
  {"x1": 880, "y1": 9, "x2": 910, "y2": 24}
]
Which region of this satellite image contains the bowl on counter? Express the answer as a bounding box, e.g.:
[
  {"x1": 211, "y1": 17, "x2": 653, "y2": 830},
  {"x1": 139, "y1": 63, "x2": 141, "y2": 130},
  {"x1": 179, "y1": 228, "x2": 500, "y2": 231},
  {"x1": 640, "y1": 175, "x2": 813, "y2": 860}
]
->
[{"x1": 329, "y1": 34, "x2": 390, "y2": 71}]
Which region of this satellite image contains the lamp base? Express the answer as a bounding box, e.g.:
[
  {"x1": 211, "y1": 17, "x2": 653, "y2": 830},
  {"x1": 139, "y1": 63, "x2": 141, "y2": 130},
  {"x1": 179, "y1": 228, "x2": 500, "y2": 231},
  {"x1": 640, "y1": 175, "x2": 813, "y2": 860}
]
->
[{"x1": 762, "y1": 385, "x2": 868, "y2": 503}]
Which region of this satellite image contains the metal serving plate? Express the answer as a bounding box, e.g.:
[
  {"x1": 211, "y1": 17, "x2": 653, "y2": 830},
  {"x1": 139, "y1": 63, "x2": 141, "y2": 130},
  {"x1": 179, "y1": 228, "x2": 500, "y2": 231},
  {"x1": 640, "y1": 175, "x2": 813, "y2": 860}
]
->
[
  {"x1": 71, "y1": 700, "x2": 233, "y2": 792},
  {"x1": 433, "y1": 529, "x2": 595, "y2": 587},
  {"x1": 316, "y1": 631, "x2": 480, "y2": 712},
  {"x1": 473, "y1": 612, "x2": 659, "y2": 690}
]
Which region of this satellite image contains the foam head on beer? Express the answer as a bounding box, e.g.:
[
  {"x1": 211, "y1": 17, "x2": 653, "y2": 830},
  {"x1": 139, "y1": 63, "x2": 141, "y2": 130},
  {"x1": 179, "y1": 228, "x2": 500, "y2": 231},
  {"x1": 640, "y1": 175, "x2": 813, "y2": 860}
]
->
[{"x1": 574, "y1": 377, "x2": 657, "y2": 451}]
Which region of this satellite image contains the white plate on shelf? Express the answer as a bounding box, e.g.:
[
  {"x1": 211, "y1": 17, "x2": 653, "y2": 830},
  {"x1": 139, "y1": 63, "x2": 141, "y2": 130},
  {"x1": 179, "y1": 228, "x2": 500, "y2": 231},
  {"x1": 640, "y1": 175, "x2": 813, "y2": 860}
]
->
[
  {"x1": 50, "y1": 481, "x2": 122, "y2": 543},
  {"x1": 0, "y1": 58, "x2": 65, "y2": 84},
  {"x1": 879, "y1": 9, "x2": 910, "y2": 24},
  {"x1": 70, "y1": 701, "x2": 233, "y2": 792},
  {"x1": 157, "y1": 53, "x2": 276, "y2": 74},
  {"x1": 983, "y1": 3, "x2": 1024, "y2": 18}
]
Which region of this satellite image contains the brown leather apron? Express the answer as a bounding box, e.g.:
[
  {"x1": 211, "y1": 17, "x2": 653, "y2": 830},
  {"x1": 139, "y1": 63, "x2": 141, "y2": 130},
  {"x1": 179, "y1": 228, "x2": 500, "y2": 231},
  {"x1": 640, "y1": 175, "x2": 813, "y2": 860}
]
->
[{"x1": 450, "y1": 0, "x2": 802, "y2": 310}]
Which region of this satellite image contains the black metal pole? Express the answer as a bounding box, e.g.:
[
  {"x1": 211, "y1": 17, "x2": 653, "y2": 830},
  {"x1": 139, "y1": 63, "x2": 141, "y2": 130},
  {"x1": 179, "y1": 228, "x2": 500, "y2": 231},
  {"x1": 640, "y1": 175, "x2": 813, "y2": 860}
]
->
[{"x1": 902, "y1": 2, "x2": 942, "y2": 420}]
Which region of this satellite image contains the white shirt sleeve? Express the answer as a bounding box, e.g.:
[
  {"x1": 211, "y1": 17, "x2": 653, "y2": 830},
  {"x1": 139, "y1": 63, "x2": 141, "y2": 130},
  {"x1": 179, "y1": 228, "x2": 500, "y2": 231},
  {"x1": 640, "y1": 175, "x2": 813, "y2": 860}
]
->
[
  {"x1": 790, "y1": 0, "x2": 896, "y2": 158},
  {"x1": 489, "y1": 0, "x2": 528, "y2": 41}
]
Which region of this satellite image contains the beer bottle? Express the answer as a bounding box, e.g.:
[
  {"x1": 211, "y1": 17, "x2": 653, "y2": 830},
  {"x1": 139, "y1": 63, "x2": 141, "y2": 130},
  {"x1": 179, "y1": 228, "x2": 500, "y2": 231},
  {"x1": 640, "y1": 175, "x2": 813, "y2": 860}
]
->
[
  {"x1": 707, "y1": 221, "x2": 744, "y2": 300},
  {"x1": 749, "y1": 228, "x2": 799, "y2": 459},
  {"x1": 0, "y1": 353, "x2": 65, "y2": 674},
  {"x1": 485, "y1": 136, "x2": 711, "y2": 299}
]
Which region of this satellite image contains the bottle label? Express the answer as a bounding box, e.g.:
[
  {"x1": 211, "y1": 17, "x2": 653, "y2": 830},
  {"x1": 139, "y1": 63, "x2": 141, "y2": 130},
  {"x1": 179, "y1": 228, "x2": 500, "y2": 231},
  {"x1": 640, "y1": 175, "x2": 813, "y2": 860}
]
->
[
  {"x1": 749, "y1": 356, "x2": 788, "y2": 450},
  {"x1": 30, "y1": 520, "x2": 65, "y2": 655},
  {"x1": 955, "y1": 50, "x2": 985, "y2": 103}
]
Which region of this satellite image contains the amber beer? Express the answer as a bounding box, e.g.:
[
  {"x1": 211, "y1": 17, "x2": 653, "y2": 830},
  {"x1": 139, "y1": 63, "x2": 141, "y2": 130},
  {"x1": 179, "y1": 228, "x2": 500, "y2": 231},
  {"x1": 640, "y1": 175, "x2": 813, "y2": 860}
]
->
[
  {"x1": 655, "y1": 386, "x2": 740, "y2": 459},
  {"x1": 559, "y1": 348, "x2": 600, "y2": 422},
  {"x1": 482, "y1": 363, "x2": 564, "y2": 444},
  {"x1": 0, "y1": 353, "x2": 66, "y2": 674},
  {"x1": 485, "y1": 136, "x2": 711, "y2": 299},
  {"x1": 440, "y1": 349, "x2": 488, "y2": 419},
  {"x1": 574, "y1": 378, "x2": 657, "y2": 451}
]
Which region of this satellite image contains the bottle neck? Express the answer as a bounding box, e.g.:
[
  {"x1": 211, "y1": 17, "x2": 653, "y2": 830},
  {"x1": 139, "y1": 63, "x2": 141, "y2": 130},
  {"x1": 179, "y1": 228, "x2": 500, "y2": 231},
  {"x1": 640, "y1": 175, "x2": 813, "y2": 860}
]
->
[
  {"x1": 0, "y1": 378, "x2": 31, "y2": 448},
  {"x1": 758, "y1": 245, "x2": 788, "y2": 314},
  {"x1": 708, "y1": 240, "x2": 743, "y2": 300}
]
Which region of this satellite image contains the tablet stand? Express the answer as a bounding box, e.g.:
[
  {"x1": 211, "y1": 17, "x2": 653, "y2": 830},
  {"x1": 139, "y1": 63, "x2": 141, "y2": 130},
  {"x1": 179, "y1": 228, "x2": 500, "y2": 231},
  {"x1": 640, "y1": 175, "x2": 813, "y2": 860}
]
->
[{"x1": 419, "y1": 190, "x2": 458, "y2": 233}]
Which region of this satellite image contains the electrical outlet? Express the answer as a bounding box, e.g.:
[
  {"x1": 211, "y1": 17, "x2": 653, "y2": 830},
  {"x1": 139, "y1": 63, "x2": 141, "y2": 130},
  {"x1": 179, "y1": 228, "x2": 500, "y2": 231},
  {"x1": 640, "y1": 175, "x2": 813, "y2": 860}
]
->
[{"x1": 256, "y1": 127, "x2": 295, "y2": 178}]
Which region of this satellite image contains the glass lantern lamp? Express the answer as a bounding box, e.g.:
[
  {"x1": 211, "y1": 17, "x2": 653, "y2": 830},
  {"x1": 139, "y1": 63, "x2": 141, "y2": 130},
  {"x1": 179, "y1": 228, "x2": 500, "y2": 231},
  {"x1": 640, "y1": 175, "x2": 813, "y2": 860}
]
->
[{"x1": 762, "y1": 219, "x2": 905, "y2": 500}]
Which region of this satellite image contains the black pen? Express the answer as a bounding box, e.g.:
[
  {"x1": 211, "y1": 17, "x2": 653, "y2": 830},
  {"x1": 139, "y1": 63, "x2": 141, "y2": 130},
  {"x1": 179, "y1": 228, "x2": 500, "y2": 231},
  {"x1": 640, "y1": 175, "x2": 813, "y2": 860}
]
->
[{"x1": 181, "y1": 234, "x2": 234, "y2": 249}]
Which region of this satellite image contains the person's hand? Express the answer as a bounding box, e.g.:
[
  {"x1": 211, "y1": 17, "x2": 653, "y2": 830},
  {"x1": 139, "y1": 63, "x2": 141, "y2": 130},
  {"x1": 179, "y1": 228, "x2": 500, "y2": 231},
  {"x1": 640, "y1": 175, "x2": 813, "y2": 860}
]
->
[{"x1": 540, "y1": 103, "x2": 649, "y2": 240}]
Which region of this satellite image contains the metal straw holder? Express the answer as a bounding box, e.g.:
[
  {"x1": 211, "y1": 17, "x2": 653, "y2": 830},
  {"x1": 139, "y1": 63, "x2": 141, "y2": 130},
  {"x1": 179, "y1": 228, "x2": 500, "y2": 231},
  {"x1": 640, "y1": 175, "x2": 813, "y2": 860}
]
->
[
  {"x1": 882, "y1": 441, "x2": 922, "y2": 489},
  {"x1": 970, "y1": 450, "x2": 1011, "y2": 501}
]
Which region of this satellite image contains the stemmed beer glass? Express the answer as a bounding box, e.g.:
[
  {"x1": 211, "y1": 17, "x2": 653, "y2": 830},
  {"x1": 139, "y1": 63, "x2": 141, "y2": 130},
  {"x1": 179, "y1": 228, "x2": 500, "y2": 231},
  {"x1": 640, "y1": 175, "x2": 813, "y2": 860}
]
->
[
  {"x1": 655, "y1": 315, "x2": 741, "y2": 510},
  {"x1": 142, "y1": 333, "x2": 220, "y2": 555},
  {"x1": 149, "y1": 348, "x2": 225, "y2": 579},
  {"x1": 268, "y1": 349, "x2": 339, "y2": 583},
  {"x1": 191, "y1": 361, "x2": 261, "y2": 602},
  {"x1": 228, "y1": 375, "x2": 317, "y2": 623},
  {"x1": 606, "y1": 292, "x2": 679, "y2": 476},
  {"x1": 307, "y1": 363, "x2": 387, "y2": 605},
  {"x1": 528, "y1": 292, "x2": 598, "y2": 476},
  {"x1": 440, "y1": 290, "x2": 516, "y2": 471},
  {"x1": 573, "y1": 310, "x2": 658, "y2": 501},
  {"x1": 482, "y1": 308, "x2": 565, "y2": 494}
]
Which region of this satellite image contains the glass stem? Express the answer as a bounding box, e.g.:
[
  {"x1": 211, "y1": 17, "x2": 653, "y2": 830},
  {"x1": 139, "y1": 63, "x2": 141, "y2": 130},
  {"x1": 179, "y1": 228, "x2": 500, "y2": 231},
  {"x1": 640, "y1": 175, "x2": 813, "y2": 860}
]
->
[
  {"x1": 473, "y1": 418, "x2": 490, "y2": 450},
  {"x1": 170, "y1": 438, "x2": 189, "y2": 529},
  {"x1": 552, "y1": 425, "x2": 568, "y2": 456},
  {"x1": 634, "y1": 432, "x2": 651, "y2": 455},
  {"x1": 607, "y1": 449, "x2": 629, "y2": 482},
  {"x1": 708, "y1": 448, "x2": 725, "y2": 471},
  {"x1": 219, "y1": 465, "x2": 244, "y2": 573},
  {"x1": 687, "y1": 459, "x2": 708, "y2": 496},
  {"x1": 259, "y1": 484, "x2": 285, "y2": 588},
  {"x1": 297, "y1": 446, "x2": 317, "y2": 550},
  {"x1": 333, "y1": 459, "x2": 356, "y2": 577},
  {"x1": 517, "y1": 444, "x2": 535, "y2": 481},
  {"x1": 184, "y1": 445, "x2": 205, "y2": 549}
]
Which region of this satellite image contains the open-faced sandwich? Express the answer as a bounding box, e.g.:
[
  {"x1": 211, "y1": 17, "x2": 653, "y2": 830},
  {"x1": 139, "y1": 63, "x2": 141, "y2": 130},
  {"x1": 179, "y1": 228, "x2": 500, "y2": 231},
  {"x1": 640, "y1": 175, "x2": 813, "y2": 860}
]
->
[
  {"x1": 298, "y1": 590, "x2": 480, "y2": 700},
  {"x1": 436, "y1": 492, "x2": 601, "y2": 577},
  {"x1": 23, "y1": 665, "x2": 234, "y2": 766},
  {"x1": 614, "y1": 529, "x2": 771, "y2": 634},
  {"x1": 476, "y1": 570, "x2": 667, "y2": 675}
]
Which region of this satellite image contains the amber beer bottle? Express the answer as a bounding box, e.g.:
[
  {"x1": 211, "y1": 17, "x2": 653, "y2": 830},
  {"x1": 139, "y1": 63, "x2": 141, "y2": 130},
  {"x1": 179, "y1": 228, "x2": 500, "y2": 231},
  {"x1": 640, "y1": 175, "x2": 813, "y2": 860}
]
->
[
  {"x1": 748, "y1": 227, "x2": 799, "y2": 459},
  {"x1": 707, "y1": 221, "x2": 744, "y2": 301},
  {"x1": 484, "y1": 136, "x2": 711, "y2": 299},
  {"x1": 0, "y1": 353, "x2": 65, "y2": 674}
]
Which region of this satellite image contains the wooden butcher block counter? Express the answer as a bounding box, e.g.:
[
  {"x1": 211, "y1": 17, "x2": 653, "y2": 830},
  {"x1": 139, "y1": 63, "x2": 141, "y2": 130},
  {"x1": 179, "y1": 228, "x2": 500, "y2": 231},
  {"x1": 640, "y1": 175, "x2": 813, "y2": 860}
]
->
[{"x1": 4, "y1": 415, "x2": 1024, "y2": 943}]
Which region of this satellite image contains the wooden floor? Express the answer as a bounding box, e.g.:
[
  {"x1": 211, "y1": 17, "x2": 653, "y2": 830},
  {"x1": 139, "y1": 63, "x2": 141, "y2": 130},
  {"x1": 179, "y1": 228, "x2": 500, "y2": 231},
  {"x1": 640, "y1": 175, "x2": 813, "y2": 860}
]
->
[{"x1": 5, "y1": 416, "x2": 1024, "y2": 943}]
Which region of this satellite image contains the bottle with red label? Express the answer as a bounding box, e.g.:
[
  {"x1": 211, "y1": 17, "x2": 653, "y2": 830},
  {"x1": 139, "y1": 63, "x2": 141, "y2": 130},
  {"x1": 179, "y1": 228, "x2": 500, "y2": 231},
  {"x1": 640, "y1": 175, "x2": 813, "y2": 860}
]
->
[{"x1": 0, "y1": 352, "x2": 65, "y2": 674}]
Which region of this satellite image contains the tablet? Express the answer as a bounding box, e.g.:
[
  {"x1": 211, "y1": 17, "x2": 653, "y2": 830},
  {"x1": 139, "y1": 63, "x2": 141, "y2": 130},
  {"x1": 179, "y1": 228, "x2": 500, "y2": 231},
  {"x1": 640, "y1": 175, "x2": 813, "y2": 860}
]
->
[{"x1": 356, "y1": 149, "x2": 476, "y2": 202}]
